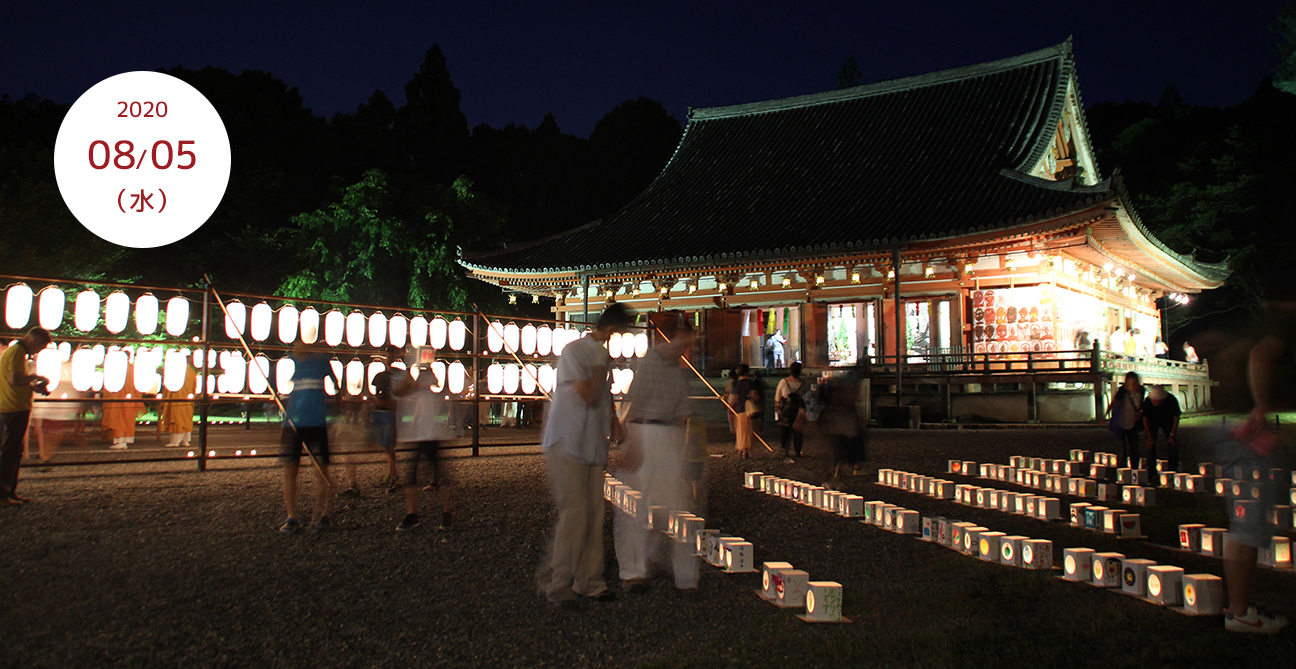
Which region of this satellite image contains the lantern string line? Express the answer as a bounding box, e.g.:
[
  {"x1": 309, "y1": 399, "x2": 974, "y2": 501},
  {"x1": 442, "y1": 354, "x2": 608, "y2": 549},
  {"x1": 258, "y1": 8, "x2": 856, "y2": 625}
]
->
[
  {"x1": 207, "y1": 281, "x2": 332, "y2": 487},
  {"x1": 652, "y1": 325, "x2": 775, "y2": 453},
  {"x1": 472, "y1": 305, "x2": 554, "y2": 401}
]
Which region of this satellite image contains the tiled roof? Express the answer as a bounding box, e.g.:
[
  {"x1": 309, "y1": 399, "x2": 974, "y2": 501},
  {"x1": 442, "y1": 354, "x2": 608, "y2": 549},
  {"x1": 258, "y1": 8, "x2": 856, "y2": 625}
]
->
[{"x1": 462, "y1": 41, "x2": 1112, "y2": 275}]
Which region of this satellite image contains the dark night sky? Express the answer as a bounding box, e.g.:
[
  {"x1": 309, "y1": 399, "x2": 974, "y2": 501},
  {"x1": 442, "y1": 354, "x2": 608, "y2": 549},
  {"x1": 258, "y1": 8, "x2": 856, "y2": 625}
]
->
[{"x1": 3, "y1": 1, "x2": 1290, "y2": 136}]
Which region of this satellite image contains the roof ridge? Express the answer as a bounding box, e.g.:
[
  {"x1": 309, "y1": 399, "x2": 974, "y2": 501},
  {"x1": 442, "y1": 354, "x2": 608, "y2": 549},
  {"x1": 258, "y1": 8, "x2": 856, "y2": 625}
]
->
[
  {"x1": 689, "y1": 40, "x2": 1073, "y2": 121},
  {"x1": 460, "y1": 218, "x2": 604, "y2": 262}
]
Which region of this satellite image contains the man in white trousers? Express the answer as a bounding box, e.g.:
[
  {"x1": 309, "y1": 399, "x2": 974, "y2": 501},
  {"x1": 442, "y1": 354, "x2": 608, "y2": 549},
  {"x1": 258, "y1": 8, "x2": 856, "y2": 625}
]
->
[{"x1": 615, "y1": 320, "x2": 698, "y2": 593}]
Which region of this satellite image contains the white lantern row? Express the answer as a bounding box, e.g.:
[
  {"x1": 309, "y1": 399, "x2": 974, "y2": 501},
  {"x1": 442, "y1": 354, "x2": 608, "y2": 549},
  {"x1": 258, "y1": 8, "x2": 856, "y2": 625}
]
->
[
  {"x1": 606, "y1": 332, "x2": 648, "y2": 360},
  {"x1": 611, "y1": 368, "x2": 635, "y2": 395},
  {"x1": 485, "y1": 363, "x2": 556, "y2": 395}
]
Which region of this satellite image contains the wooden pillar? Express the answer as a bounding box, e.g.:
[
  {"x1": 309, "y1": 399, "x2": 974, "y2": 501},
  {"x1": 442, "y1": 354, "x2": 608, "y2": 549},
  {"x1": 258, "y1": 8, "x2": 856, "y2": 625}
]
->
[{"x1": 893, "y1": 248, "x2": 903, "y2": 406}]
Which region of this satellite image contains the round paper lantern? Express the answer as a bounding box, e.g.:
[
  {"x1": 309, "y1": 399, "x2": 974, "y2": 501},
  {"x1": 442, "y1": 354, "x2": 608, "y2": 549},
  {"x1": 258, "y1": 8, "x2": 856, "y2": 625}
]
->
[
  {"x1": 250, "y1": 302, "x2": 273, "y2": 342},
  {"x1": 205, "y1": 374, "x2": 216, "y2": 394},
  {"x1": 104, "y1": 348, "x2": 128, "y2": 392},
  {"x1": 206, "y1": 349, "x2": 218, "y2": 369},
  {"x1": 277, "y1": 305, "x2": 299, "y2": 344},
  {"x1": 410, "y1": 315, "x2": 429, "y2": 348},
  {"x1": 5, "y1": 283, "x2": 33, "y2": 329},
  {"x1": 368, "y1": 312, "x2": 387, "y2": 348},
  {"x1": 608, "y1": 332, "x2": 623, "y2": 359},
  {"x1": 163, "y1": 349, "x2": 189, "y2": 392},
  {"x1": 345, "y1": 359, "x2": 365, "y2": 395},
  {"x1": 486, "y1": 364, "x2": 504, "y2": 394},
  {"x1": 323, "y1": 310, "x2": 345, "y2": 347},
  {"x1": 486, "y1": 321, "x2": 503, "y2": 353},
  {"x1": 520, "y1": 324, "x2": 537, "y2": 355},
  {"x1": 275, "y1": 357, "x2": 295, "y2": 394},
  {"x1": 38, "y1": 286, "x2": 65, "y2": 330},
  {"x1": 58, "y1": 341, "x2": 71, "y2": 360},
  {"x1": 537, "y1": 325, "x2": 553, "y2": 356},
  {"x1": 552, "y1": 327, "x2": 569, "y2": 356},
  {"x1": 248, "y1": 354, "x2": 271, "y2": 394},
  {"x1": 74, "y1": 289, "x2": 100, "y2": 332},
  {"x1": 367, "y1": 361, "x2": 385, "y2": 395},
  {"x1": 221, "y1": 299, "x2": 245, "y2": 339},
  {"x1": 634, "y1": 332, "x2": 649, "y2": 358},
  {"x1": 503, "y1": 364, "x2": 520, "y2": 395},
  {"x1": 71, "y1": 348, "x2": 96, "y2": 392},
  {"x1": 133, "y1": 348, "x2": 162, "y2": 393},
  {"x1": 345, "y1": 311, "x2": 366, "y2": 348},
  {"x1": 388, "y1": 314, "x2": 408, "y2": 349},
  {"x1": 219, "y1": 353, "x2": 246, "y2": 394},
  {"x1": 521, "y1": 364, "x2": 537, "y2": 395},
  {"x1": 104, "y1": 291, "x2": 129, "y2": 333},
  {"x1": 299, "y1": 307, "x2": 320, "y2": 344},
  {"x1": 428, "y1": 316, "x2": 447, "y2": 349},
  {"x1": 423, "y1": 360, "x2": 441, "y2": 391},
  {"x1": 326, "y1": 359, "x2": 343, "y2": 396},
  {"x1": 504, "y1": 323, "x2": 520, "y2": 353},
  {"x1": 447, "y1": 361, "x2": 466, "y2": 394},
  {"x1": 448, "y1": 319, "x2": 467, "y2": 351},
  {"x1": 35, "y1": 347, "x2": 61, "y2": 392},
  {"x1": 166, "y1": 296, "x2": 189, "y2": 336},
  {"x1": 538, "y1": 364, "x2": 556, "y2": 394}
]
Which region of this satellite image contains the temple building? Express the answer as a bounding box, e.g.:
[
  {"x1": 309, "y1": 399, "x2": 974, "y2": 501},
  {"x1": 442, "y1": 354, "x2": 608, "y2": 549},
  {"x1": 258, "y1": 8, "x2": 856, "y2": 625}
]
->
[{"x1": 461, "y1": 41, "x2": 1227, "y2": 423}]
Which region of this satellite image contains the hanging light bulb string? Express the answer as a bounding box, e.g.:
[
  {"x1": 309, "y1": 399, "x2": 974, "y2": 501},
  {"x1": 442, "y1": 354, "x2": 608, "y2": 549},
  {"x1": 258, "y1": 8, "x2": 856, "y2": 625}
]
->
[
  {"x1": 472, "y1": 304, "x2": 552, "y2": 401},
  {"x1": 652, "y1": 325, "x2": 774, "y2": 453},
  {"x1": 206, "y1": 278, "x2": 331, "y2": 486}
]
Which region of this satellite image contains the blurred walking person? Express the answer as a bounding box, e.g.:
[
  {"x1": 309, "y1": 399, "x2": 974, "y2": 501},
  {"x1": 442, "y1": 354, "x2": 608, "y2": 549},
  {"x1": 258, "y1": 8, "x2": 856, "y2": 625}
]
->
[
  {"x1": 0, "y1": 328, "x2": 52, "y2": 505},
  {"x1": 160, "y1": 356, "x2": 198, "y2": 448},
  {"x1": 101, "y1": 360, "x2": 144, "y2": 450},
  {"x1": 394, "y1": 350, "x2": 455, "y2": 531},
  {"x1": 1141, "y1": 385, "x2": 1181, "y2": 483},
  {"x1": 1105, "y1": 372, "x2": 1144, "y2": 470},
  {"x1": 278, "y1": 340, "x2": 341, "y2": 534},
  {"x1": 731, "y1": 365, "x2": 757, "y2": 458},
  {"x1": 342, "y1": 345, "x2": 403, "y2": 496},
  {"x1": 821, "y1": 368, "x2": 868, "y2": 489},
  {"x1": 775, "y1": 362, "x2": 809, "y2": 463},
  {"x1": 615, "y1": 320, "x2": 698, "y2": 594}
]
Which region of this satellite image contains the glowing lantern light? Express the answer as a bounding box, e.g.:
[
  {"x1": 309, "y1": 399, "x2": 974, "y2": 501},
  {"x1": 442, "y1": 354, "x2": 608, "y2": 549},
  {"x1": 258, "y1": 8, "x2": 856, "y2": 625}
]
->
[
  {"x1": 553, "y1": 328, "x2": 569, "y2": 356},
  {"x1": 487, "y1": 321, "x2": 504, "y2": 353},
  {"x1": 104, "y1": 348, "x2": 128, "y2": 392},
  {"x1": 38, "y1": 286, "x2": 65, "y2": 330},
  {"x1": 411, "y1": 315, "x2": 430, "y2": 348},
  {"x1": 367, "y1": 361, "x2": 385, "y2": 395},
  {"x1": 58, "y1": 341, "x2": 71, "y2": 360},
  {"x1": 221, "y1": 300, "x2": 245, "y2": 339},
  {"x1": 621, "y1": 334, "x2": 636, "y2": 359},
  {"x1": 430, "y1": 360, "x2": 446, "y2": 392},
  {"x1": 448, "y1": 319, "x2": 467, "y2": 351},
  {"x1": 504, "y1": 323, "x2": 520, "y2": 353},
  {"x1": 345, "y1": 359, "x2": 365, "y2": 395},
  {"x1": 5, "y1": 283, "x2": 33, "y2": 329},
  {"x1": 71, "y1": 348, "x2": 96, "y2": 392},
  {"x1": 345, "y1": 311, "x2": 365, "y2": 348},
  {"x1": 635, "y1": 333, "x2": 649, "y2": 358},
  {"x1": 74, "y1": 290, "x2": 100, "y2": 331},
  {"x1": 276, "y1": 357, "x2": 295, "y2": 394},
  {"x1": 250, "y1": 302, "x2": 273, "y2": 342},
  {"x1": 323, "y1": 310, "x2": 344, "y2": 347},
  {"x1": 608, "y1": 332, "x2": 623, "y2": 358},
  {"x1": 206, "y1": 349, "x2": 217, "y2": 368},
  {"x1": 277, "y1": 305, "x2": 299, "y2": 344},
  {"x1": 389, "y1": 314, "x2": 408, "y2": 349},
  {"x1": 103, "y1": 291, "x2": 129, "y2": 333},
  {"x1": 219, "y1": 353, "x2": 246, "y2": 394},
  {"x1": 521, "y1": 324, "x2": 537, "y2": 355},
  {"x1": 502, "y1": 364, "x2": 520, "y2": 395},
  {"x1": 35, "y1": 347, "x2": 61, "y2": 392},
  {"x1": 325, "y1": 359, "x2": 343, "y2": 396},
  {"x1": 163, "y1": 349, "x2": 189, "y2": 392},
  {"x1": 521, "y1": 364, "x2": 537, "y2": 395},
  {"x1": 538, "y1": 364, "x2": 556, "y2": 394},
  {"x1": 447, "y1": 361, "x2": 466, "y2": 394},
  {"x1": 487, "y1": 364, "x2": 504, "y2": 394},
  {"x1": 166, "y1": 296, "x2": 189, "y2": 336},
  {"x1": 205, "y1": 375, "x2": 216, "y2": 394},
  {"x1": 133, "y1": 348, "x2": 162, "y2": 393},
  {"x1": 299, "y1": 307, "x2": 320, "y2": 344},
  {"x1": 368, "y1": 312, "x2": 387, "y2": 348},
  {"x1": 537, "y1": 325, "x2": 552, "y2": 356},
  {"x1": 248, "y1": 354, "x2": 271, "y2": 394}
]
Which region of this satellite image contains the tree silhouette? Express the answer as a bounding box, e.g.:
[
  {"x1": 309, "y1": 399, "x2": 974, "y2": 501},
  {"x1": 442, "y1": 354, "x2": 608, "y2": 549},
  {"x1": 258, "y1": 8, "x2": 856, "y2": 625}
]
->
[
  {"x1": 395, "y1": 45, "x2": 469, "y2": 184},
  {"x1": 837, "y1": 56, "x2": 864, "y2": 89}
]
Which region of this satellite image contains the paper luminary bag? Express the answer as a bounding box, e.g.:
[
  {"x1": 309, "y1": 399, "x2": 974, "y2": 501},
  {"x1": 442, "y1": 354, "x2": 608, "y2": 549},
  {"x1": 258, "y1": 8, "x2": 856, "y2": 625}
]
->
[
  {"x1": 743, "y1": 471, "x2": 764, "y2": 488},
  {"x1": 963, "y1": 527, "x2": 988, "y2": 556},
  {"x1": 1118, "y1": 514, "x2": 1142, "y2": 538},
  {"x1": 1083, "y1": 506, "x2": 1107, "y2": 531},
  {"x1": 681, "y1": 516, "x2": 705, "y2": 544},
  {"x1": 921, "y1": 516, "x2": 938, "y2": 542},
  {"x1": 1146, "y1": 566, "x2": 1184, "y2": 606},
  {"x1": 978, "y1": 531, "x2": 1006, "y2": 562},
  {"x1": 1120, "y1": 558, "x2": 1156, "y2": 597},
  {"x1": 775, "y1": 569, "x2": 809, "y2": 608},
  {"x1": 1000, "y1": 535, "x2": 1028, "y2": 567},
  {"x1": 1179, "y1": 524, "x2": 1206, "y2": 552},
  {"x1": 1214, "y1": 477, "x2": 1232, "y2": 495},
  {"x1": 1269, "y1": 505, "x2": 1294, "y2": 531},
  {"x1": 1199, "y1": 528, "x2": 1226, "y2": 557},
  {"x1": 760, "y1": 562, "x2": 793, "y2": 600},
  {"x1": 1063, "y1": 548, "x2": 1095, "y2": 581},
  {"x1": 1092, "y1": 552, "x2": 1125, "y2": 588},
  {"x1": 1184, "y1": 475, "x2": 1207, "y2": 493},
  {"x1": 1070, "y1": 502, "x2": 1091, "y2": 527},
  {"x1": 802, "y1": 582, "x2": 844, "y2": 622},
  {"x1": 1134, "y1": 487, "x2": 1156, "y2": 507},
  {"x1": 1021, "y1": 539, "x2": 1053, "y2": 570},
  {"x1": 721, "y1": 539, "x2": 754, "y2": 573},
  {"x1": 1100, "y1": 508, "x2": 1125, "y2": 534},
  {"x1": 1258, "y1": 536, "x2": 1293, "y2": 569},
  {"x1": 896, "y1": 510, "x2": 921, "y2": 535},
  {"x1": 1182, "y1": 574, "x2": 1225, "y2": 615}
]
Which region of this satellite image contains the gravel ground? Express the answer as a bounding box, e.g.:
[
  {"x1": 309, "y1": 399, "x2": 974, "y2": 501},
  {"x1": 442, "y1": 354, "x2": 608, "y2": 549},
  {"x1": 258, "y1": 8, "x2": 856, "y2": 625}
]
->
[{"x1": 2, "y1": 424, "x2": 1294, "y2": 668}]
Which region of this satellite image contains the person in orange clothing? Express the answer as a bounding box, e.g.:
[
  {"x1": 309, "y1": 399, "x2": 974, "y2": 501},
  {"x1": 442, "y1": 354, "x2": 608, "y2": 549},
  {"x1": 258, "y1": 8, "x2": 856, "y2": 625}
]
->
[
  {"x1": 160, "y1": 359, "x2": 198, "y2": 448},
  {"x1": 102, "y1": 363, "x2": 145, "y2": 450}
]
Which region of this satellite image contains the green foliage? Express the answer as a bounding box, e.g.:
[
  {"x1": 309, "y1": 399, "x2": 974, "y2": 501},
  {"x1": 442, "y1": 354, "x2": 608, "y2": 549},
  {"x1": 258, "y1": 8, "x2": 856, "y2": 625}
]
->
[{"x1": 1275, "y1": 1, "x2": 1296, "y2": 95}]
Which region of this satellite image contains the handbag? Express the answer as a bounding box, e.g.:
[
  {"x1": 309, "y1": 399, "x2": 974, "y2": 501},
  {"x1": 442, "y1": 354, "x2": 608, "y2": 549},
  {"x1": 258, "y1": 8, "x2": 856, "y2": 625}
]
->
[{"x1": 792, "y1": 408, "x2": 807, "y2": 433}]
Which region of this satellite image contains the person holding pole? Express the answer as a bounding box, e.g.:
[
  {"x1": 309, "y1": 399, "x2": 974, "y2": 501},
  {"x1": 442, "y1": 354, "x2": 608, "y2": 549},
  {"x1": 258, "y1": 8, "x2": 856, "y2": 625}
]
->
[
  {"x1": 278, "y1": 339, "x2": 341, "y2": 534},
  {"x1": 0, "y1": 328, "x2": 52, "y2": 505}
]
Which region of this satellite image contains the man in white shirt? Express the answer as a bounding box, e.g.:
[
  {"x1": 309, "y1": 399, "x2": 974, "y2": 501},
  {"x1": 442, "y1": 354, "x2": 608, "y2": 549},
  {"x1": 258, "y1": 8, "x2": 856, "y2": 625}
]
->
[
  {"x1": 541, "y1": 304, "x2": 631, "y2": 608},
  {"x1": 767, "y1": 330, "x2": 787, "y2": 367},
  {"x1": 1108, "y1": 327, "x2": 1128, "y2": 357}
]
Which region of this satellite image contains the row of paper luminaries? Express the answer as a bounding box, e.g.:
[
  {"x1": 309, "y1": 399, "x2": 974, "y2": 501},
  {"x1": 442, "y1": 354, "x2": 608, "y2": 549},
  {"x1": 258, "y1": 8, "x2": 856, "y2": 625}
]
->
[
  {"x1": 4, "y1": 283, "x2": 651, "y2": 357},
  {"x1": 610, "y1": 473, "x2": 846, "y2": 622}
]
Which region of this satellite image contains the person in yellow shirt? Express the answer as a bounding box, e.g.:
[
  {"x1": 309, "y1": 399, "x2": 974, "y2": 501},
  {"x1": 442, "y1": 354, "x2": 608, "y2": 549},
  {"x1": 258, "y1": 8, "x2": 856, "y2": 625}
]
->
[{"x1": 1, "y1": 328, "x2": 53, "y2": 506}]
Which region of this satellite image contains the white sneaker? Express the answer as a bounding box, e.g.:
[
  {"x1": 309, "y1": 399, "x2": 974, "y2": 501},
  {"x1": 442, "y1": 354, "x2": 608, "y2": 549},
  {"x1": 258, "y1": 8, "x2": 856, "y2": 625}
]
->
[
  {"x1": 1225, "y1": 605, "x2": 1288, "y2": 633},
  {"x1": 782, "y1": 457, "x2": 795, "y2": 464}
]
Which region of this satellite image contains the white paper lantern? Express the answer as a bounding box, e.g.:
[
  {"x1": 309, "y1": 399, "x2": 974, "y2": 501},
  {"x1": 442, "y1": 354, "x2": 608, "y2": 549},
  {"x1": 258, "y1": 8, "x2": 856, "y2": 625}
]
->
[
  {"x1": 607, "y1": 332, "x2": 622, "y2": 359},
  {"x1": 368, "y1": 312, "x2": 387, "y2": 348},
  {"x1": 276, "y1": 357, "x2": 295, "y2": 394},
  {"x1": 58, "y1": 341, "x2": 70, "y2": 360},
  {"x1": 71, "y1": 348, "x2": 96, "y2": 392},
  {"x1": 388, "y1": 314, "x2": 408, "y2": 349},
  {"x1": 521, "y1": 364, "x2": 537, "y2": 394},
  {"x1": 35, "y1": 347, "x2": 61, "y2": 392},
  {"x1": 521, "y1": 324, "x2": 537, "y2": 355},
  {"x1": 367, "y1": 361, "x2": 385, "y2": 395},
  {"x1": 621, "y1": 333, "x2": 636, "y2": 359},
  {"x1": 326, "y1": 359, "x2": 343, "y2": 396},
  {"x1": 345, "y1": 359, "x2": 365, "y2": 395},
  {"x1": 412, "y1": 315, "x2": 430, "y2": 348},
  {"x1": 537, "y1": 325, "x2": 552, "y2": 356},
  {"x1": 503, "y1": 364, "x2": 520, "y2": 394},
  {"x1": 538, "y1": 364, "x2": 556, "y2": 393},
  {"x1": 486, "y1": 321, "x2": 504, "y2": 353},
  {"x1": 104, "y1": 291, "x2": 129, "y2": 333},
  {"x1": 5, "y1": 284, "x2": 33, "y2": 329},
  {"x1": 219, "y1": 353, "x2": 246, "y2": 394},
  {"x1": 448, "y1": 319, "x2": 467, "y2": 351},
  {"x1": 73, "y1": 290, "x2": 100, "y2": 332},
  {"x1": 277, "y1": 305, "x2": 299, "y2": 344},
  {"x1": 634, "y1": 332, "x2": 649, "y2": 358},
  {"x1": 448, "y1": 361, "x2": 466, "y2": 393},
  {"x1": 165, "y1": 296, "x2": 189, "y2": 337},
  {"x1": 221, "y1": 299, "x2": 244, "y2": 339},
  {"x1": 163, "y1": 349, "x2": 189, "y2": 392},
  {"x1": 250, "y1": 302, "x2": 272, "y2": 342},
  {"x1": 38, "y1": 286, "x2": 65, "y2": 330},
  {"x1": 553, "y1": 327, "x2": 569, "y2": 356},
  {"x1": 299, "y1": 307, "x2": 320, "y2": 344},
  {"x1": 206, "y1": 349, "x2": 217, "y2": 369},
  {"x1": 104, "y1": 348, "x2": 128, "y2": 392},
  {"x1": 324, "y1": 310, "x2": 344, "y2": 347},
  {"x1": 504, "y1": 322, "x2": 520, "y2": 353},
  {"x1": 430, "y1": 360, "x2": 446, "y2": 392},
  {"x1": 248, "y1": 354, "x2": 270, "y2": 394},
  {"x1": 487, "y1": 364, "x2": 504, "y2": 394},
  {"x1": 346, "y1": 311, "x2": 366, "y2": 348},
  {"x1": 133, "y1": 348, "x2": 162, "y2": 393},
  {"x1": 205, "y1": 374, "x2": 216, "y2": 394}
]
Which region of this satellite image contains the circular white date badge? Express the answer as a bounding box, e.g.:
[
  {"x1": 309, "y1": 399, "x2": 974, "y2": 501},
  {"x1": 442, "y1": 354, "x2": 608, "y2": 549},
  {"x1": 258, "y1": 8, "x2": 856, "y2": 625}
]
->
[{"x1": 54, "y1": 71, "x2": 231, "y2": 249}]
